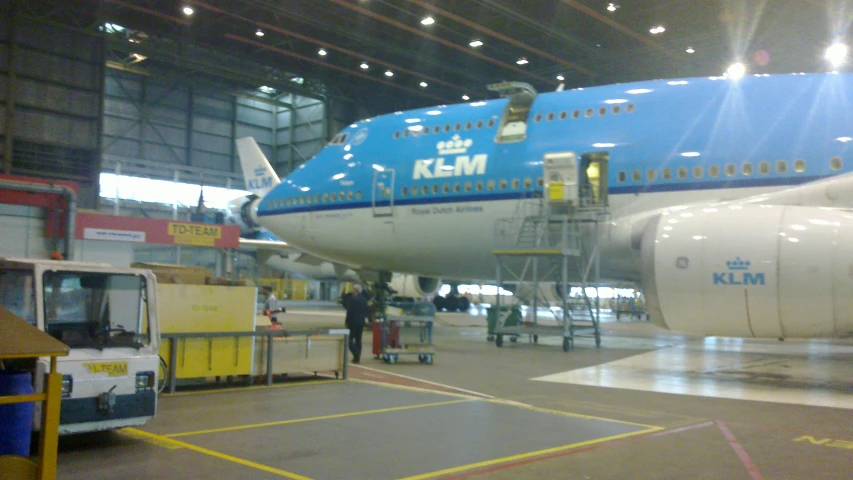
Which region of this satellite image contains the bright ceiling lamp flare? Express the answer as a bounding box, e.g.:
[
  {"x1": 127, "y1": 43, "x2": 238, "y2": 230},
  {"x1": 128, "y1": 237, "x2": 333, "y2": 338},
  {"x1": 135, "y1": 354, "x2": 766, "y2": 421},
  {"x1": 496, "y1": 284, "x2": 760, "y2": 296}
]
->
[
  {"x1": 182, "y1": 6, "x2": 194, "y2": 16},
  {"x1": 836, "y1": 136, "x2": 853, "y2": 142},
  {"x1": 441, "y1": 165, "x2": 454, "y2": 171},
  {"x1": 593, "y1": 142, "x2": 616, "y2": 148},
  {"x1": 462, "y1": 94, "x2": 470, "y2": 100},
  {"x1": 650, "y1": 26, "x2": 665, "y2": 35},
  {"x1": 607, "y1": 3, "x2": 618, "y2": 12},
  {"x1": 421, "y1": 16, "x2": 435, "y2": 25},
  {"x1": 667, "y1": 80, "x2": 688, "y2": 85},
  {"x1": 300, "y1": 187, "x2": 310, "y2": 192},
  {"x1": 372, "y1": 164, "x2": 385, "y2": 171},
  {"x1": 681, "y1": 151, "x2": 701, "y2": 157},
  {"x1": 318, "y1": 48, "x2": 327, "y2": 56},
  {"x1": 408, "y1": 125, "x2": 424, "y2": 132},
  {"x1": 420, "y1": 81, "x2": 428, "y2": 88},
  {"x1": 426, "y1": 110, "x2": 441, "y2": 115},
  {"x1": 726, "y1": 62, "x2": 746, "y2": 80},
  {"x1": 516, "y1": 57, "x2": 528, "y2": 65},
  {"x1": 385, "y1": 70, "x2": 394, "y2": 77},
  {"x1": 469, "y1": 40, "x2": 483, "y2": 48},
  {"x1": 360, "y1": 62, "x2": 369, "y2": 69},
  {"x1": 557, "y1": 75, "x2": 565, "y2": 81},
  {"x1": 255, "y1": 29, "x2": 264, "y2": 37},
  {"x1": 626, "y1": 89, "x2": 652, "y2": 94},
  {"x1": 332, "y1": 173, "x2": 345, "y2": 180},
  {"x1": 825, "y1": 42, "x2": 848, "y2": 68},
  {"x1": 405, "y1": 118, "x2": 421, "y2": 123},
  {"x1": 686, "y1": 47, "x2": 695, "y2": 54},
  {"x1": 605, "y1": 98, "x2": 628, "y2": 104}
]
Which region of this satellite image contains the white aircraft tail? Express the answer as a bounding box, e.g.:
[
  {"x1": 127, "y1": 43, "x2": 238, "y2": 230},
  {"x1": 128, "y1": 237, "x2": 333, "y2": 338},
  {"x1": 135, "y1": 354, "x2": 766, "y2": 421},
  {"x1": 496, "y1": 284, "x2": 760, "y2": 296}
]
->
[{"x1": 236, "y1": 137, "x2": 281, "y2": 197}]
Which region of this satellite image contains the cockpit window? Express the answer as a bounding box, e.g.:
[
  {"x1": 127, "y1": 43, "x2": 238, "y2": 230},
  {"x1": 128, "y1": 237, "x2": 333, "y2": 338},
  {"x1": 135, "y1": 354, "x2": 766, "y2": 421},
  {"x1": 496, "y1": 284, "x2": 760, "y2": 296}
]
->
[{"x1": 329, "y1": 133, "x2": 349, "y2": 145}]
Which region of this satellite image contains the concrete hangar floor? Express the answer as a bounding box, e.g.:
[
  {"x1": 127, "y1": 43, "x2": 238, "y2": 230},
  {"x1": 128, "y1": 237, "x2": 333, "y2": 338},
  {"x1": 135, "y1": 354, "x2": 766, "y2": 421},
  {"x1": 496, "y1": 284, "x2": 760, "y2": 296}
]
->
[{"x1": 58, "y1": 307, "x2": 852, "y2": 480}]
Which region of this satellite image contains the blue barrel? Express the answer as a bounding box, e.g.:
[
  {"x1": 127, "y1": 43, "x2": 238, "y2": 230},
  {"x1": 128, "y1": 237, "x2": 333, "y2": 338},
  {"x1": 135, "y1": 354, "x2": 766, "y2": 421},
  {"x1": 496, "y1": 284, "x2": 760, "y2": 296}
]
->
[{"x1": 0, "y1": 370, "x2": 35, "y2": 456}]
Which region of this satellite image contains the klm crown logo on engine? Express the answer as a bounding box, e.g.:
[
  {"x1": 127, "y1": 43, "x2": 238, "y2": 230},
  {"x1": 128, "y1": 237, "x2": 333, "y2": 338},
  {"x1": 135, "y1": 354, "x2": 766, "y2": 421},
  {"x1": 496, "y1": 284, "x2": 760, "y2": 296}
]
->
[
  {"x1": 413, "y1": 134, "x2": 487, "y2": 179},
  {"x1": 713, "y1": 257, "x2": 765, "y2": 286}
]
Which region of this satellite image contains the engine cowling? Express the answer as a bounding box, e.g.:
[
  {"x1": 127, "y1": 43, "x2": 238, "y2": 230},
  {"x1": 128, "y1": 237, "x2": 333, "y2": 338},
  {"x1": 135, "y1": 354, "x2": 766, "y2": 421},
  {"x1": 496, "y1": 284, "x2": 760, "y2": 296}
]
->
[
  {"x1": 226, "y1": 195, "x2": 262, "y2": 234},
  {"x1": 389, "y1": 275, "x2": 441, "y2": 299},
  {"x1": 640, "y1": 204, "x2": 853, "y2": 338}
]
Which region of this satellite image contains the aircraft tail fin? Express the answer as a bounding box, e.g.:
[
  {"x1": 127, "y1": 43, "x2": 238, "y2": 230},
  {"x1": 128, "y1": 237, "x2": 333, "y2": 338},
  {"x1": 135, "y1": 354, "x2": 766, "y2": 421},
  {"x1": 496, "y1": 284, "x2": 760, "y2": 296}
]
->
[{"x1": 236, "y1": 137, "x2": 281, "y2": 197}]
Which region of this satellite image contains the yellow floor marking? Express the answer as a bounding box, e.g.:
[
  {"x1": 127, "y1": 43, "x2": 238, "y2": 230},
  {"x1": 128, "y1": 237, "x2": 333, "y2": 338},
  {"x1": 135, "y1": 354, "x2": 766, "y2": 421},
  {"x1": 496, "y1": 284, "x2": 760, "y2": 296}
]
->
[
  {"x1": 349, "y1": 378, "x2": 484, "y2": 400},
  {"x1": 486, "y1": 398, "x2": 664, "y2": 430},
  {"x1": 398, "y1": 426, "x2": 662, "y2": 480},
  {"x1": 164, "y1": 379, "x2": 339, "y2": 397},
  {"x1": 165, "y1": 398, "x2": 476, "y2": 438},
  {"x1": 117, "y1": 428, "x2": 183, "y2": 450},
  {"x1": 122, "y1": 428, "x2": 313, "y2": 480}
]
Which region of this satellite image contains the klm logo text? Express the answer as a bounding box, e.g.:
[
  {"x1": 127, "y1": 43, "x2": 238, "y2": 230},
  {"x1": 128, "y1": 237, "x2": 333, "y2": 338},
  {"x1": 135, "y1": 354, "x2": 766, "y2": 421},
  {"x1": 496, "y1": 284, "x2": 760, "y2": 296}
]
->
[
  {"x1": 412, "y1": 155, "x2": 487, "y2": 180},
  {"x1": 713, "y1": 257, "x2": 765, "y2": 286},
  {"x1": 248, "y1": 176, "x2": 274, "y2": 190}
]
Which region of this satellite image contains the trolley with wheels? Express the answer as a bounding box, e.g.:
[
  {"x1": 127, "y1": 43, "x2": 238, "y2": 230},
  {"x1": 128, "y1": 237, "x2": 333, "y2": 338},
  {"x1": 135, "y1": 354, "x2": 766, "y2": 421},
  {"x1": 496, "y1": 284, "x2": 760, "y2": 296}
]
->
[{"x1": 377, "y1": 302, "x2": 436, "y2": 365}]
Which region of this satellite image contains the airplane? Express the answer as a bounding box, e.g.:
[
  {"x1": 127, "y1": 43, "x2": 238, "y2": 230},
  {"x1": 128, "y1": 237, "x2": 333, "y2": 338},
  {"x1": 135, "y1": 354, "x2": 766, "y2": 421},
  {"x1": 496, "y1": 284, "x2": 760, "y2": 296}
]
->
[
  {"x1": 228, "y1": 137, "x2": 442, "y2": 302},
  {"x1": 228, "y1": 72, "x2": 853, "y2": 339}
]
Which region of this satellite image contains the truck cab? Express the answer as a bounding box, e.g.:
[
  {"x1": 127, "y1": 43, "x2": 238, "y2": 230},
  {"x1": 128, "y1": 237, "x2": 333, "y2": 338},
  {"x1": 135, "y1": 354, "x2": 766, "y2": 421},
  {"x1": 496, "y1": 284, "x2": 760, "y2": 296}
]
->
[{"x1": 0, "y1": 258, "x2": 161, "y2": 434}]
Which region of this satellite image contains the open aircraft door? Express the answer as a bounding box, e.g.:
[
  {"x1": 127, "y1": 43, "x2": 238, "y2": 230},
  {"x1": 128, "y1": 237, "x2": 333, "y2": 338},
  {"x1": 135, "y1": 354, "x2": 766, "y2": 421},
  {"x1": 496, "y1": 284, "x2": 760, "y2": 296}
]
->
[{"x1": 372, "y1": 168, "x2": 395, "y2": 217}]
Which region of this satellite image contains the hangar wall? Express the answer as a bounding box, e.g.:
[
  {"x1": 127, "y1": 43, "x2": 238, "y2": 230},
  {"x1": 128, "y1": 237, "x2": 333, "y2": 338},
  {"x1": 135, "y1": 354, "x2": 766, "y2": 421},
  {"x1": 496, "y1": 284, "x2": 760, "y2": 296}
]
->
[{"x1": 0, "y1": 2, "x2": 105, "y2": 208}]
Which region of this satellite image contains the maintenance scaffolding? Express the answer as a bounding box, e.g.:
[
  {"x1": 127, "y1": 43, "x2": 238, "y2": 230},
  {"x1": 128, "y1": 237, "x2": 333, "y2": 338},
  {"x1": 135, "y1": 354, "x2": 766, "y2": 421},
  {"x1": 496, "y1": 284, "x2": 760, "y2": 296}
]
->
[{"x1": 491, "y1": 150, "x2": 609, "y2": 351}]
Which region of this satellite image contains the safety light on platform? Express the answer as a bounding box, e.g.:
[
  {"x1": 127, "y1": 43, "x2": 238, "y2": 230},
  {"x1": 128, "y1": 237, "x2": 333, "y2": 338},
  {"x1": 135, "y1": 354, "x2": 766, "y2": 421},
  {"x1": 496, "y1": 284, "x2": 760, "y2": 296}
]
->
[
  {"x1": 650, "y1": 25, "x2": 665, "y2": 35},
  {"x1": 726, "y1": 62, "x2": 746, "y2": 80},
  {"x1": 182, "y1": 6, "x2": 194, "y2": 16},
  {"x1": 825, "y1": 42, "x2": 848, "y2": 68},
  {"x1": 516, "y1": 57, "x2": 528, "y2": 65},
  {"x1": 556, "y1": 75, "x2": 565, "y2": 81},
  {"x1": 318, "y1": 48, "x2": 327, "y2": 56},
  {"x1": 360, "y1": 62, "x2": 369, "y2": 69},
  {"x1": 255, "y1": 29, "x2": 265, "y2": 37},
  {"x1": 462, "y1": 95, "x2": 470, "y2": 100},
  {"x1": 686, "y1": 47, "x2": 695, "y2": 54},
  {"x1": 420, "y1": 81, "x2": 428, "y2": 87},
  {"x1": 469, "y1": 40, "x2": 483, "y2": 48},
  {"x1": 421, "y1": 16, "x2": 435, "y2": 25}
]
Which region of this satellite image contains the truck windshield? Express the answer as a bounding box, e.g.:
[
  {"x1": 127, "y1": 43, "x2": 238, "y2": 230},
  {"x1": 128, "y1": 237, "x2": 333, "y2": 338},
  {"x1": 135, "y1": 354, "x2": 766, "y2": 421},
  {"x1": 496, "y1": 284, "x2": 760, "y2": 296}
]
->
[
  {"x1": 0, "y1": 270, "x2": 36, "y2": 325},
  {"x1": 43, "y1": 271, "x2": 149, "y2": 349}
]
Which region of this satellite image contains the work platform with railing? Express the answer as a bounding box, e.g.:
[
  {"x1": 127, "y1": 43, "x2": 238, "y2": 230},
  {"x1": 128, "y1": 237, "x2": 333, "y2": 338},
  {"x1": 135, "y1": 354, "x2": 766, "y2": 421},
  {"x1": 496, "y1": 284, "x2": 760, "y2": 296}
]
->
[{"x1": 491, "y1": 151, "x2": 609, "y2": 351}]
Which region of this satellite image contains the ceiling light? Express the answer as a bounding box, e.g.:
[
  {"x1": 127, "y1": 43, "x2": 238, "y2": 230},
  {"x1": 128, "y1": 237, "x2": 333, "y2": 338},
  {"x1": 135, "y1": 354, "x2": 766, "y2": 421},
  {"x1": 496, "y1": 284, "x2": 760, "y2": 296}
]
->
[
  {"x1": 360, "y1": 62, "x2": 369, "y2": 69},
  {"x1": 607, "y1": 3, "x2": 619, "y2": 12},
  {"x1": 385, "y1": 70, "x2": 393, "y2": 77},
  {"x1": 556, "y1": 75, "x2": 565, "y2": 81},
  {"x1": 726, "y1": 62, "x2": 746, "y2": 80},
  {"x1": 650, "y1": 26, "x2": 665, "y2": 35},
  {"x1": 421, "y1": 16, "x2": 435, "y2": 25},
  {"x1": 318, "y1": 49, "x2": 327, "y2": 56},
  {"x1": 825, "y1": 42, "x2": 848, "y2": 68},
  {"x1": 182, "y1": 6, "x2": 194, "y2": 16},
  {"x1": 255, "y1": 29, "x2": 264, "y2": 37},
  {"x1": 516, "y1": 57, "x2": 528, "y2": 65},
  {"x1": 686, "y1": 47, "x2": 695, "y2": 54},
  {"x1": 462, "y1": 95, "x2": 470, "y2": 100},
  {"x1": 420, "y1": 81, "x2": 428, "y2": 87},
  {"x1": 469, "y1": 40, "x2": 483, "y2": 48}
]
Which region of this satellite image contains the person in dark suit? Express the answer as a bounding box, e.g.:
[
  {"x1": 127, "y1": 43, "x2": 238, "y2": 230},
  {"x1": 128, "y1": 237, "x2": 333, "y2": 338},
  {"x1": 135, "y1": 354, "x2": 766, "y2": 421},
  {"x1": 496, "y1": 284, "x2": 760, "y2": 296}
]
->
[{"x1": 345, "y1": 284, "x2": 369, "y2": 363}]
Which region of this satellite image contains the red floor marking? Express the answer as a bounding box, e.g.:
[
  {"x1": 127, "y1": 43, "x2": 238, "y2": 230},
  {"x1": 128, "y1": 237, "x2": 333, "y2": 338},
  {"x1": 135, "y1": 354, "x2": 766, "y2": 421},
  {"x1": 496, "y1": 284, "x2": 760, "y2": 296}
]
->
[
  {"x1": 438, "y1": 422, "x2": 715, "y2": 480},
  {"x1": 715, "y1": 421, "x2": 765, "y2": 480}
]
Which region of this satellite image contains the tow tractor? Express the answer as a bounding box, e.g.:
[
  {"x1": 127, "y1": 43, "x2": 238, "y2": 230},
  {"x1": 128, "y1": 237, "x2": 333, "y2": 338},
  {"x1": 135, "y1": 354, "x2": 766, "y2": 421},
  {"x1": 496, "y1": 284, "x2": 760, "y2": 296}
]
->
[{"x1": 0, "y1": 258, "x2": 161, "y2": 434}]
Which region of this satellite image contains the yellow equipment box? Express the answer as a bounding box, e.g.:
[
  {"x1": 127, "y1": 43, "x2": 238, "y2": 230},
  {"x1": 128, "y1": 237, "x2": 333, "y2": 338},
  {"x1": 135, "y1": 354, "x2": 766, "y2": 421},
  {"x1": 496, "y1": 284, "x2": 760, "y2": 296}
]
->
[{"x1": 157, "y1": 284, "x2": 257, "y2": 379}]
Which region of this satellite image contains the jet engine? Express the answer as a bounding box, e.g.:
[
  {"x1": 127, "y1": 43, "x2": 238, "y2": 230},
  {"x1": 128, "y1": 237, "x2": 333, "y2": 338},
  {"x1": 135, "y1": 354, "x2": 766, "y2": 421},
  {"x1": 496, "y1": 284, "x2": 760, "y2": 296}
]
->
[
  {"x1": 640, "y1": 204, "x2": 853, "y2": 339},
  {"x1": 389, "y1": 275, "x2": 441, "y2": 300},
  {"x1": 226, "y1": 195, "x2": 262, "y2": 235}
]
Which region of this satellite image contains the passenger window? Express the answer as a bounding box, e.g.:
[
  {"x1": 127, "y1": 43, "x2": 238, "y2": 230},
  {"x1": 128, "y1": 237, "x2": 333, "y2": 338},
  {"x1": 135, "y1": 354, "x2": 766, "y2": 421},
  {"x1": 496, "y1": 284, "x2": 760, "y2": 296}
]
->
[
  {"x1": 393, "y1": 131, "x2": 400, "y2": 139},
  {"x1": 759, "y1": 161, "x2": 770, "y2": 174},
  {"x1": 647, "y1": 169, "x2": 657, "y2": 181},
  {"x1": 677, "y1": 167, "x2": 687, "y2": 179},
  {"x1": 793, "y1": 159, "x2": 806, "y2": 173},
  {"x1": 585, "y1": 108, "x2": 593, "y2": 118},
  {"x1": 618, "y1": 171, "x2": 627, "y2": 183},
  {"x1": 742, "y1": 163, "x2": 753, "y2": 176},
  {"x1": 411, "y1": 185, "x2": 419, "y2": 196},
  {"x1": 355, "y1": 191, "x2": 362, "y2": 200},
  {"x1": 511, "y1": 178, "x2": 520, "y2": 189},
  {"x1": 465, "y1": 121, "x2": 472, "y2": 130},
  {"x1": 433, "y1": 126, "x2": 440, "y2": 134},
  {"x1": 523, "y1": 178, "x2": 532, "y2": 189},
  {"x1": 347, "y1": 191, "x2": 353, "y2": 200},
  {"x1": 306, "y1": 196, "x2": 312, "y2": 204},
  {"x1": 536, "y1": 177, "x2": 543, "y2": 188},
  {"x1": 559, "y1": 111, "x2": 567, "y2": 120},
  {"x1": 725, "y1": 163, "x2": 736, "y2": 176},
  {"x1": 599, "y1": 107, "x2": 607, "y2": 116},
  {"x1": 454, "y1": 123, "x2": 461, "y2": 131},
  {"x1": 475, "y1": 181, "x2": 483, "y2": 191},
  {"x1": 403, "y1": 130, "x2": 409, "y2": 138},
  {"x1": 572, "y1": 110, "x2": 580, "y2": 119},
  {"x1": 547, "y1": 113, "x2": 555, "y2": 121},
  {"x1": 709, "y1": 165, "x2": 720, "y2": 177},
  {"x1": 286, "y1": 198, "x2": 292, "y2": 206},
  {"x1": 693, "y1": 166, "x2": 703, "y2": 178},
  {"x1": 331, "y1": 193, "x2": 337, "y2": 202},
  {"x1": 626, "y1": 104, "x2": 635, "y2": 113},
  {"x1": 534, "y1": 114, "x2": 542, "y2": 123},
  {"x1": 612, "y1": 105, "x2": 621, "y2": 114},
  {"x1": 299, "y1": 197, "x2": 305, "y2": 204},
  {"x1": 432, "y1": 184, "x2": 439, "y2": 194},
  {"x1": 339, "y1": 191, "x2": 344, "y2": 200},
  {"x1": 322, "y1": 193, "x2": 329, "y2": 202},
  {"x1": 422, "y1": 185, "x2": 428, "y2": 195},
  {"x1": 476, "y1": 120, "x2": 484, "y2": 129},
  {"x1": 499, "y1": 179, "x2": 507, "y2": 190},
  {"x1": 444, "y1": 125, "x2": 451, "y2": 132},
  {"x1": 488, "y1": 119, "x2": 495, "y2": 128},
  {"x1": 632, "y1": 170, "x2": 641, "y2": 182},
  {"x1": 830, "y1": 156, "x2": 843, "y2": 171},
  {"x1": 464, "y1": 182, "x2": 472, "y2": 192},
  {"x1": 401, "y1": 187, "x2": 408, "y2": 196},
  {"x1": 487, "y1": 180, "x2": 495, "y2": 191},
  {"x1": 421, "y1": 127, "x2": 429, "y2": 136},
  {"x1": 776, "y1": 160, "x2": 787, "y2": 174},
  {"x1": 443, "y1": 183, "x2": 450, "y2": 194},
  {"x1": 453, "y1": 183, "x2": 461, "y2": 193},
  {"x1": 314, "y1": 195, "x2": 319, "y2": 203},
  {"x1": 662, "y1": 168, "x2": 672, "y2": 180}
]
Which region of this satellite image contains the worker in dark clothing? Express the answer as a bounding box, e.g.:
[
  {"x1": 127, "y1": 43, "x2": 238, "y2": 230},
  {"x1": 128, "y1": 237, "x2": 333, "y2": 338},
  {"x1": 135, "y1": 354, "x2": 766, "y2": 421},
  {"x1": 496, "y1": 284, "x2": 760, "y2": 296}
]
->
[{"x1": 345, "y1": 284, "x2": 369, "y2": 364}]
